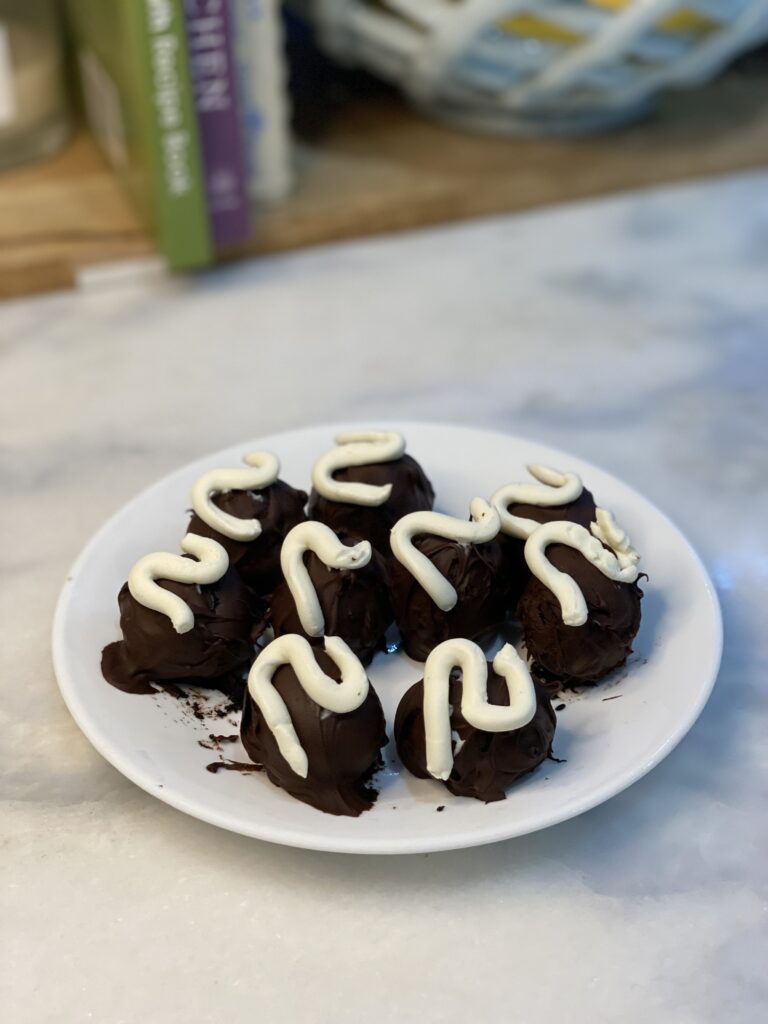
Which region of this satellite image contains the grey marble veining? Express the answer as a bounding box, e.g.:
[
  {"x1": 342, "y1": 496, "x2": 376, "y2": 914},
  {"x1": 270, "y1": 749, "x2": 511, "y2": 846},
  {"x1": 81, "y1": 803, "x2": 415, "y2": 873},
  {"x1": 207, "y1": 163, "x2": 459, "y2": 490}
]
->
[{"x1": 2, "y1": 172, "x2": 767, "y2": 1023}]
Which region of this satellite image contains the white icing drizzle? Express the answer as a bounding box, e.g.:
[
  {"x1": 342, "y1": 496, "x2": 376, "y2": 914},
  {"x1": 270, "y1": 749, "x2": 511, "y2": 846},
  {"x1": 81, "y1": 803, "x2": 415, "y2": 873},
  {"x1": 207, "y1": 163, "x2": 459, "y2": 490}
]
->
[
  {"x1": 127, "y1": 533, "x2": 229, "y2": 634},
  {"x1": 524, "y1": 508, "x2": 640, "y2": 627},
  {"x1": 389, "y1": 498, "x2": 500, "y2": 611},
  {"x1": 491, "y1": 464, "x2": 583, "y2": 540},
  {"x1": 280, "y1": 521, "x2": 372, "y2": 636},
  {"x1": 423, "y1": 639, "x2": 537, "y2": 781},
  {"x1": 591, "y1": 508, "x2": 640, "y2": 577},
  {"x1": 190, "y1": 451, "x2": 280, "y2": 541},
  {"x1": 311, "y1": 430, "x2": 405, "y2": 507},
  {"x1": 247, "y1": 634, "x2": 369, "y2": 778}
]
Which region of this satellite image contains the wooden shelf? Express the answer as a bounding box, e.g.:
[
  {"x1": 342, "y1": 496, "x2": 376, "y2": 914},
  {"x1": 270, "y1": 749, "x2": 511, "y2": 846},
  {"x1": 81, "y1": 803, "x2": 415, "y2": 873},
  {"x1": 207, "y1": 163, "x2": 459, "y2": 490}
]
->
[{"x1": 2, "y1": 71, "x2": 768, "y2": 299}]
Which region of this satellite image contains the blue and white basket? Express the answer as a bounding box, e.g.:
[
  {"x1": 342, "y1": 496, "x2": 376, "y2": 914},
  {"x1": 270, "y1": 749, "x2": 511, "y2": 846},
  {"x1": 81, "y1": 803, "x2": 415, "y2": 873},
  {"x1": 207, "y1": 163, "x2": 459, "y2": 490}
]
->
[{"x1": 309, "y1": 0, "x2": 768, "y2": 132}]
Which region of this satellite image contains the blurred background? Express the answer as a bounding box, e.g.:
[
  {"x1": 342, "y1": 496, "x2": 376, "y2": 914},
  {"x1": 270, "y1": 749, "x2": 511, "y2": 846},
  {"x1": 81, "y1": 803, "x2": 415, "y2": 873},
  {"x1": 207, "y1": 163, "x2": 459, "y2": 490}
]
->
[{"x1": 1, "y1": 0, "x2": 768, "y2": 299}]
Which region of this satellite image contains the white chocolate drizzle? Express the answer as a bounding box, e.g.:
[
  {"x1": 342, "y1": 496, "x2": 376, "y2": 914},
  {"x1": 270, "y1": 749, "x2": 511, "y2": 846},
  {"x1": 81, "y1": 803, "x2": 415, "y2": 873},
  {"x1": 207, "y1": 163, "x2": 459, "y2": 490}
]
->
[
  {"x1": 389, "y1": 499, "x2": 500, "y2": 611},
  {"x1": 280, "y1": 522, "x2": 372, "y2": 636},
  {"x1": 311, "y1": 430, "x2": 405, "y2": 507},
  {"x1": 247, "y1": 634, "x2": 369, "y2": 777},
  {"x1": 423, "y1": 639, "x2": 537, "y2": 781},
  {"x1": 524, "y1": 509, "x2": 640, "y2": 627},
  {"x1": 127, "y1": 533, "x2": 229, "y2": 634},
  {"x1": 491, "y1": 464, "x2": 583, "y2": 540},
  {"x1": 191, "y1": 451, "x2": 280, "y2": 541}
]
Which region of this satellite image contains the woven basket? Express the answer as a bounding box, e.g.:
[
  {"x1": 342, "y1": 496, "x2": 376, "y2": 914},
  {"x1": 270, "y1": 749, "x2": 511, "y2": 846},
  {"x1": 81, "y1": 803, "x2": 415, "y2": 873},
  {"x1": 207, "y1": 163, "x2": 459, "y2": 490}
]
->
[{"x1": 309, "y1": 0, "x2": 768, "y2": 132}]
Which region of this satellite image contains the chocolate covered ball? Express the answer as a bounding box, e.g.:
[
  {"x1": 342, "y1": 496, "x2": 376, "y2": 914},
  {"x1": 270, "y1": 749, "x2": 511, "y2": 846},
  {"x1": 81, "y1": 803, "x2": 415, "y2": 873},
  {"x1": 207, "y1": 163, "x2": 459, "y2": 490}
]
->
[
  {"x1": 395, "y1": 665, "x2": 556, "y2": 802},
  {"x1": 388, "y1": 535, "x2": 506, "y2": 662},
  {"x1": 187, "y1": 480, "x2": 307, "y2": 596},
  {"x1": 241, "y1": 649, "x2": 387, "y2": 816},
  {"x1": 499, "y1": 486, "x2": 598, "y2": 609},
  {"x1": 101, "y1": 568, "x2": 263, "y2": 697},
  {"x1": 308, "y1": 455, "x2": 435, "y2": 554},
  {"x1": 518, "y1": 544, "x2": 643, "y2": 693},
  {"x1": 270, "y1": 530, "x2": 393, "y2": 665}
]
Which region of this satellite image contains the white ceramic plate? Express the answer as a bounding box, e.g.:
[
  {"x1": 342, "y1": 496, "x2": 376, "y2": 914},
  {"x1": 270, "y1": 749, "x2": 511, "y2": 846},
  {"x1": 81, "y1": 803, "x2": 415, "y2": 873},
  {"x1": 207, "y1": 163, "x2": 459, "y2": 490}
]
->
[{"x1": 53, "y1": 422, "x2": 722, "y2": 855}]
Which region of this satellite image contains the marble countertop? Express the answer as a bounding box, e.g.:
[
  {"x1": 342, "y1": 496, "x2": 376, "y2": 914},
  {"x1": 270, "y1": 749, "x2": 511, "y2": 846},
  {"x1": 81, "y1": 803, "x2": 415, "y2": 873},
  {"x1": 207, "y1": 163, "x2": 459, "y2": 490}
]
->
[{"x1": 3, "y1": 172, "x2": 767, "y2": 1023}]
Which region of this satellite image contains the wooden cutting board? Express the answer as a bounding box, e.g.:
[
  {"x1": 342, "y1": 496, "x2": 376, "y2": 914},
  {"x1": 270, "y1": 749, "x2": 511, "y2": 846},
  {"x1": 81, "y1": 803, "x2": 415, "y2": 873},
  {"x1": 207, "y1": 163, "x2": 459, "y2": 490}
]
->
[{"x1": 1, "y1": 72, "x2": 767, "y2": 300}]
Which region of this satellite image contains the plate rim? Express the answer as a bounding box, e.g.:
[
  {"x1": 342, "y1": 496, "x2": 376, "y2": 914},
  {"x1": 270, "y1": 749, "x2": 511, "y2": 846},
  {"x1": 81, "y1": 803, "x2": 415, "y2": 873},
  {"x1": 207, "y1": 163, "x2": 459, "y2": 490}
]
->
[{"x1": 52, "y1": 420, "x2": 723, "y2": 854}]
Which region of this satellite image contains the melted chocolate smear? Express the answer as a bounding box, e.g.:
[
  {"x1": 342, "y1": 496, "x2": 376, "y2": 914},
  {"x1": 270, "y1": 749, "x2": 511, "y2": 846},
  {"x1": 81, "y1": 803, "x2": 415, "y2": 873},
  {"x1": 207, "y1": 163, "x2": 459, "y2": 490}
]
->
[
  {"x1": 162, "y1": 683, "x2": 187, "y2": 701},
  {"x1": 548, "y1": 753, "x2": 567, "y2": 764},
  {"x1": 157, "y1": 682, "x2": 241, "y2": 722},
  {"x1": 198, "y1": 733, "x2": 240, "y2": 752},
  {"x1": 206, "y1": 760, "x2": 263, "y2": 774}
]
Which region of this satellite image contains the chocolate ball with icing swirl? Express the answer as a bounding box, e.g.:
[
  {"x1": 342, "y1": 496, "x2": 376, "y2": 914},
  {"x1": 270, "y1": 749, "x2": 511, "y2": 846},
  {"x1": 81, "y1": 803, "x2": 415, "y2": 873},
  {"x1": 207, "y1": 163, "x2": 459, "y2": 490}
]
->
[
  {"x1": 307, "y1": 431, "x2": 435, "y2": 555},
  {"x1": 241, "y1": 636, "x2": 387, "y2": 816},
  {"x1": 387, "y1": 500, "x2": 506, "y2": 662},
  {"x1": 101, "y1": 535, "x2": 264, "y2": 698},
  {"x1": 270, "y1": 522, "x2": 393, "y2": 665},
  {"x1": 517, "y1": 512, "x2": 644, "y2": 693},
  {"x1": 395, "y1": 641, "x2": 556, "y2": 802},
  {"x1": 186, "y1": 451, "x2": 307, "y2": 598},
  {"x1": 491, "y1": 465, "x2": 597, "y2": 610}
]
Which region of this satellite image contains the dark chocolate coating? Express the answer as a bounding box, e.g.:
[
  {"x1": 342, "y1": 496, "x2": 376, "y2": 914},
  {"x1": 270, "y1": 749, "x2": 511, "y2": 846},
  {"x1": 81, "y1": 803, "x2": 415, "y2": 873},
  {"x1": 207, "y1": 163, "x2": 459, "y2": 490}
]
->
[
  {"x1": 388, "y1": 535, "x2": 506, "y2": 662},
  {"x1": 518, "y1": 544, "x2": 644, "y2": 693},
  {"x1": 101, "y1": 569, "x2": 263, "y2": 695},
  {"x1": 499, "y1": 487, "x2": 598, "y2": 610},
  {"x1": 395, "y1": 665, "x2": 556, "y2": 802},
  {"x1": 270, "y1": 530, "x2": 393, "y2": 665},
  {"x1": 187, "y1": 480, "x2": 307, "y2": 596},
  {"x1": 307, "y1": 455, "x2": 434, "y2": 554},
  {"x1": 241, "y1": 649, "x2": 387, "y2": 816}
]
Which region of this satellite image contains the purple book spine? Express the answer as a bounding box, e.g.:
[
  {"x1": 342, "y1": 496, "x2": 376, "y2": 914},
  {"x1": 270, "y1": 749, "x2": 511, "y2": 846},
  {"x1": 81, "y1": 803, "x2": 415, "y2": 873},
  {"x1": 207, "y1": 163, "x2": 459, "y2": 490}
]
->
[{"x1": 183, "y1": 0, "x2": 250, "y2": 249}]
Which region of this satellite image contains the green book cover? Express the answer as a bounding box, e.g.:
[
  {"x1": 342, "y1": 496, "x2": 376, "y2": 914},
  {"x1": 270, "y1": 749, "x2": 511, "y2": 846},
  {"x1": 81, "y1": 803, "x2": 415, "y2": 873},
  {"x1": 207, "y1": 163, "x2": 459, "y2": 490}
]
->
[{"x1": 67, "y1": 0, "x2": 211, "y2": 270}]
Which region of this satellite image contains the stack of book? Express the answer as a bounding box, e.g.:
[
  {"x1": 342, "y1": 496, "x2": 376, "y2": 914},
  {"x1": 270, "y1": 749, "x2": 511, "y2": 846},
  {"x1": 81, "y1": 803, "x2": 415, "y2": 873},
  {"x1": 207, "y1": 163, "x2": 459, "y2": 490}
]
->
[{"x1": 67, "y1": 0, "x2": 293, "y2": 269}]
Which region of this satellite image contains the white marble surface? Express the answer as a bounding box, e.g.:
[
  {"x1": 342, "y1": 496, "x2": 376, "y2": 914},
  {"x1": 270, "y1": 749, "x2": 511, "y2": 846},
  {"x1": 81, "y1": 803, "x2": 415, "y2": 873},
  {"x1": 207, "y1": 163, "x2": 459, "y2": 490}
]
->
[{"x1": 2, "y1": 172, "x2": 767, "y2": 1023}]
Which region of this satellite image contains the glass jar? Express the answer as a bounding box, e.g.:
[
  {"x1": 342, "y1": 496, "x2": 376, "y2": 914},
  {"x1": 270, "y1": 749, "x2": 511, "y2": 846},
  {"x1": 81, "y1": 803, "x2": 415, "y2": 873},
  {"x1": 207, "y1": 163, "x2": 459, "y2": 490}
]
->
[{"x1": 0, "y1": 0, "x2": 71, "y2": 171}]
